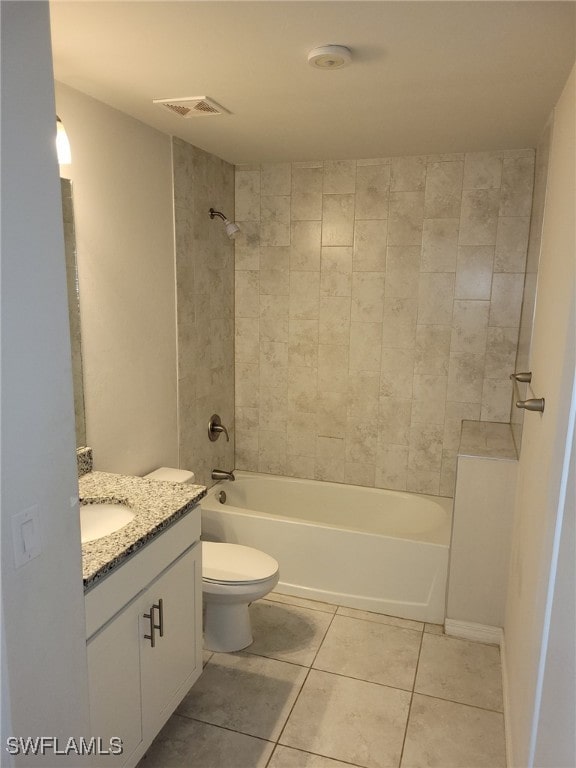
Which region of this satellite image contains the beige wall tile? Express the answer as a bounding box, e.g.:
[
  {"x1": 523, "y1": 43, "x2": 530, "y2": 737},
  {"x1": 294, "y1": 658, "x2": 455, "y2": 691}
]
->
[
  {"x1": 289, "y1": 318, "x2": 319, "y2": 368},
  {"x1": 424, "y1": 161, "x2": 464, "y2": 218},
  {"x1": 235, "y1": 170, "x2": 260, "y2": 221},
  {"x1": 439, "y1": 450, "x2": 457, "y2": 497},
  {"x1": 258, "y1": 429, "x2": 287, "y2": 474},
  {"x1": 288, "y1": 366, "x2": 318, "y2": 413},
  {"x1": 455, "y1": 246, "x2": 494, "y2": 300},
  {"x1": 391, "y1": 156, "x2": 426, "y2": 192},
  {"x1": 489, "y1": 273, "x2": 524, "y2": 327},
  {"x1": 381, "y1": 298, "x2": 418, "y2": 349},
  {"x1": 287, "y1": 412, "x2": 316, "y2": 457},
  {"x1": 458, "y1": 190, "x2": 500, "y2": 245},
  {"x1": 347, "y1": 370, "x2": 380, "y2": 420},
  {"x1": 315, "y1": 436, "x2": 345, "y2": 482},
  {"x1": 235, "y1": 270, "x2": 259, "y2": 317},
  {"x1": 485, "y1": 327, "x2": 519, "y2": 379},
  {"x1": 481, "y1": 378, "x2": 513, "y2": 422},
  {"x1": 291, "y1": 166, "x2": 323, "y2": 221},
  {"x1": 235, "y1": 317, "x2": 260, "y2": 363},
  {"x1": 259, "y1": 387, "x2": 288, "y2": 432},
  {"x1": 376, "y1": 443, "x2": 408, "y2": 491},
  {"x1": 380, "y1": 348, "x2": 415, "y2": 399},
  {"x1": 463, "y1": 152, "x2": 503, "y2": 190},
  {"x1": 406, "y1": 469, "x2": 440, "y2": 495},
  {"x1": 261, "y1": 195, "x2": 290, "y2": 246},
  {"x1": 355, "y1": 164, "x2": 390, "y2": 219},
  {"x1": 290, "y1": 221, "x2": 321, "y2": 271},
  {"x1": 385, "y1": 246, "x2": 420, "y2": 298},
  {"x1": 322, "y1": 194, "x2": 355, "y2": 246},
  {"x1": 409, "y1": 424, "x2": 443, "y2": 472},
  {"x1": 323, "y1": 160, "x2": 356, "y2": 194},
  {"x1": 353, "y1": 219, "x2": 388, "y2": 271},
  {"x1": 415, "y1": 325, "x2": 452, "y2": 375},
  {"x1": 351, "y1": 272, "x2": 386, "y2": 322},
  {"x1": 318, "y1": 344, "x2": 349, "y2": 393},
  {"x1": 235, "y1": 221, "x2": 260, "y2": 270},
  {"x1": 495, "y1": 217, "x2": 530, "y2": 272},
  {"x1": 447, "y1": 352, "x2": 485, "y2": 403},
  {"x1": 388, "y1": 191, "x2": 425, "y2": 245},
  {"x1": 499, "y1": 156, "x2": 535, "y2": 217},
  {"x1": 345, "y1": 419, "x2": 378, "y2": 464},
  {"x1": 289, "y1": 271, "x2": 320, "y2": 320},
  {"x1": 236, "y1": 362, "x2": 260, "y2": 408},
  {"x1": 378, "y1": 398, "x2": 412, "y2": 446},
  {"x1": 443, "y1": 402, "x2": 481, "y2": 450},
  {"x1": 345, "y1": 462, "x2": 376, "y2": 487},
  {"x1": 319, "y1": 296, "x2": 351, "y2": 345},
  {"x1": 349, "y1": 322, "x2": 382, "y2": 371},
  {"x1": 450, "y1": 300, "x2": 490, "y2": 354},
  {"x1": 261, "y1": 163, "x2": 291, "y2": 196},
  {"x1": 317, "y1": 391, "x2": 348, "y2": 438},
  {"x1": 421, "y1": 218, "x2": 459, "y2": 272},
  {"x1": 234, "y1": 148, "x2": 533, "y2": 497},
  {"x1": 417, "y1": 273, "x2": 455, "y2": 325}
]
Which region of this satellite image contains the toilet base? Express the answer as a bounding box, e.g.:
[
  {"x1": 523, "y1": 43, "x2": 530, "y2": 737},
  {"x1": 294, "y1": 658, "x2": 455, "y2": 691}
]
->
[{"x1": 204, "y1": 601, "x2": 253, "y2": 652}]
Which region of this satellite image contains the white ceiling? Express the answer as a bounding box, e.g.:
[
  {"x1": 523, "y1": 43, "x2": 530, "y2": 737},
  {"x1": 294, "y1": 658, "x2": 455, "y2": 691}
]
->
[{"x1": 50, "y1": 1, "x2": 576, "y2": 164}]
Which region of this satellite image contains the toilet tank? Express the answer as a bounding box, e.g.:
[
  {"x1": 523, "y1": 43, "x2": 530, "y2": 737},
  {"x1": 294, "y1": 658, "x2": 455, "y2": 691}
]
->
[{"x1": 144, "y1": 467, "x2": 195, "y2": 484}]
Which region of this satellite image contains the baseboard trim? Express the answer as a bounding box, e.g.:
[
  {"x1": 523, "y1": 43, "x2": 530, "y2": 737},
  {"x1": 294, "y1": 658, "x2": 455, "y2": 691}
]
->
[
  {"x1": 444, "y1": 618, "x2": 504, "y2": 646},
  {"x1": 500, "y1": 632, "x2": 514, "y2": 768}
]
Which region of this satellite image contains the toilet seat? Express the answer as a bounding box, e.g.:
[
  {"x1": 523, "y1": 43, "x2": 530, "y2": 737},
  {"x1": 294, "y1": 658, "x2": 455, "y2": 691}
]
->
[{"x1": 202, "y1": 542, "x2": 278, "y2": 585}]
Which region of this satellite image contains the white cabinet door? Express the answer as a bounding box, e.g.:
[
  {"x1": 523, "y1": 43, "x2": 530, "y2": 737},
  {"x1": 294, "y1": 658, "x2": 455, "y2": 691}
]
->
[
  {"x1": 87, "y1": 598, "x2": 143, "y2": 767},
  {"x1": 140, "y1": 543, "x2": 202, "y2": 736}
]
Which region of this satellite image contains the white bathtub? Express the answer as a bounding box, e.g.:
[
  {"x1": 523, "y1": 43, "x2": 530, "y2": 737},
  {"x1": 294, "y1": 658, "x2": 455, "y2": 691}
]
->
[{"x1": 201, "y1": 471, "x2": 453, "y2": 623}]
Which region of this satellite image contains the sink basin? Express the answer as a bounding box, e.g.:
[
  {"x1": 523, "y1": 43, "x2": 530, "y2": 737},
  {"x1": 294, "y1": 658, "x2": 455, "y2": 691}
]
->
[{"x1": 80, "y1": 502, "x2": 135, "y2": 544}]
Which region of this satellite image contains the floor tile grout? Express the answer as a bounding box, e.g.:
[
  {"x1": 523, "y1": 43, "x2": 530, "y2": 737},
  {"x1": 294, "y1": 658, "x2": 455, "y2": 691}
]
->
[{"x1": 398, "y1": 625, "x2": 425, "y2": 768}]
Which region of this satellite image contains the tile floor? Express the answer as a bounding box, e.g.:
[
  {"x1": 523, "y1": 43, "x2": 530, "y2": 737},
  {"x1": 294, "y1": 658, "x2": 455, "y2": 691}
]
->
[{"x1": 140, "y1": 592, "x2": 507, "y2": 768}]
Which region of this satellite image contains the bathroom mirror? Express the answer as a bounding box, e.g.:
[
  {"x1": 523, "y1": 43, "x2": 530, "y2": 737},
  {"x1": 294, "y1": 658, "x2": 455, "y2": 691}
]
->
[{"x1": 61, "y1": 178, "x2": 87, "y2": 447}]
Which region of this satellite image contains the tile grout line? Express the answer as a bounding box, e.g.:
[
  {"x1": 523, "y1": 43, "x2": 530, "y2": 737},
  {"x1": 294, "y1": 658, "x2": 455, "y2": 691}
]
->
[
  {"x1": 268, "y1": 606, "x2": 340, "y2": 766},
  {"x1": 398, "y1": 623, "x2": 425, "y2": 768}
]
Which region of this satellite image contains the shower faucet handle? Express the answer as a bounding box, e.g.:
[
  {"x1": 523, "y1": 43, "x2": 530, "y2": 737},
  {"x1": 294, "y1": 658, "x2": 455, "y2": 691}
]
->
[{"x1": 208, "y1": 413, "x2": 230, "y2": 442}]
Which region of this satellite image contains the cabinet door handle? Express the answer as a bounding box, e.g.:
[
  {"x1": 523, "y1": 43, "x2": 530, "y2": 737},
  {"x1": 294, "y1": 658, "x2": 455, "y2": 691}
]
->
[
  {"x1": 155, "y1": 598, "x2": 164, "y2": 638},
  {"x1": 143, "y1": 606, "x2": 156, "y2": 648}
]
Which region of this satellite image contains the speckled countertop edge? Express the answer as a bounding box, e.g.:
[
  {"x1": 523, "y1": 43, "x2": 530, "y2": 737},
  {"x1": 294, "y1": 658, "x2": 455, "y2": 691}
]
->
[{"x1": 80, "y1": 471, "x2": 206, "y2": 592}]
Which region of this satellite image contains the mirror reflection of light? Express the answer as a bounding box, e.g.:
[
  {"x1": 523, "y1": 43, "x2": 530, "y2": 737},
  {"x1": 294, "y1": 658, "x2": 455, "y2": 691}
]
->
[{"x1": 56, "y1": 116, "x2": 72, "y2": 165}]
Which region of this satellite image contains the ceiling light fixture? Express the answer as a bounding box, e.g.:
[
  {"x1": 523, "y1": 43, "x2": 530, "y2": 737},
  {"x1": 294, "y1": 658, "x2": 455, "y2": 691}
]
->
[
  {"x1": 308, "y1": 45, "x2": 352, "y2": 70},
  {"x1": 56, "y1": 116, "x2": 72, "y2": 164}
]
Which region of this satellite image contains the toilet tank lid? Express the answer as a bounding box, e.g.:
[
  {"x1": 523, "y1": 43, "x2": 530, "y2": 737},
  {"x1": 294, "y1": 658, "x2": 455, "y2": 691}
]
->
[{"x1": 144, "y1": 467, "x2": 195, "y2": 484}]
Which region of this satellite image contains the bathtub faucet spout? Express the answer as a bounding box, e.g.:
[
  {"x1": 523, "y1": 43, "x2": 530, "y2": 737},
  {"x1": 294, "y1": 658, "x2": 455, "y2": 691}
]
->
[{"x1": 212, "y1": 469, "x2": 235, "y2": 482}]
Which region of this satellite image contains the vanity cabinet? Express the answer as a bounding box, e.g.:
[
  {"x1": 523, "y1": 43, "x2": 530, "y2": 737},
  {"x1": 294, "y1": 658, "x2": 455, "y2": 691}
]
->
[{"x1": 85, "y1": 508, "x2": 202, "y2": 768}]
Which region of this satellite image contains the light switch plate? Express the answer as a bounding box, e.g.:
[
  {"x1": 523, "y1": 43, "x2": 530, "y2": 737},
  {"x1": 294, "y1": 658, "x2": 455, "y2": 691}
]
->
[{"x1": 11, "y1": 505, "x2": 42, "y2": 568}]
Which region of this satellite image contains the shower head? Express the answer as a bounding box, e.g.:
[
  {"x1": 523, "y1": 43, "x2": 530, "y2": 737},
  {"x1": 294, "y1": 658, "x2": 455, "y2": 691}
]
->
[{"x1": 209, "y1": 208, "x2": 241, "y2": 240}]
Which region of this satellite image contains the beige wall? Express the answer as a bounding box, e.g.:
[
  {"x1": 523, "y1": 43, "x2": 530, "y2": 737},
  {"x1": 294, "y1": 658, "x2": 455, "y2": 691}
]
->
[
  {"x1": 234, "y1": 152, "x2": 534, "y2": 496},
  {"x1": 504, "y1": 63, "x2": 576, "y2": 768},
  {"x1": 172, "y1": 138, "x2": 235, "y2": 487},
  {"x1": 55, "y1": 83, "x2": 178, "y2": 476}
]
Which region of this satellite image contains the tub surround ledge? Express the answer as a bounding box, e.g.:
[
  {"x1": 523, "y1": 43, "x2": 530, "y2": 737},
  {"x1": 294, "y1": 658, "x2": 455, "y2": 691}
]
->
[{"x1": 80, "y1": 470, "x2": 206, "y2": 591}]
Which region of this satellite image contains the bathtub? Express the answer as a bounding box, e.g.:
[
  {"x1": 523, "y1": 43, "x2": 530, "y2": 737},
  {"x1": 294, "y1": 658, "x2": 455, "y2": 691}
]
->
[{"x1": 201, "y1": 471, "x2": 453, "y2": 623}]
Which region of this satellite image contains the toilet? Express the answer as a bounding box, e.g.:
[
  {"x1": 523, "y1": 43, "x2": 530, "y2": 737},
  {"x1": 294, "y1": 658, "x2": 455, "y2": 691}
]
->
[{"x1": 145, "y1": 467, "x2": 279, "y2": 653}]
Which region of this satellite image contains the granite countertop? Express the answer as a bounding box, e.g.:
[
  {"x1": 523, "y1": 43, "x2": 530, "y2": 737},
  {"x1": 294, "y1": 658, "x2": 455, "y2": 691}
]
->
[
  {"x1": 80, "y1": 471, "x2": 206, "y2": 592},
  {"x1": 458, "y1": 420, "x2": 518, "y2": 460}
]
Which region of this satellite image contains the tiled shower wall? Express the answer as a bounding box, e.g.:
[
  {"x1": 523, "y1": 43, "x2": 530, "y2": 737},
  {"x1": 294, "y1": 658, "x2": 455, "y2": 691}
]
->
[
  {"x1": 234, "y1": 151, "x2": 534, "y2": 497},
  {"x1": 172, "y1": 138, "x2": 235, "y2": 487}
]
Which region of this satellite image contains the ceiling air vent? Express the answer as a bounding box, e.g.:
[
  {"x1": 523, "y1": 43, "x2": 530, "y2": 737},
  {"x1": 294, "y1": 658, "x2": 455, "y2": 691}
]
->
[{"x1": 153, "y1": 96, "x2": 228, "y2": 117}]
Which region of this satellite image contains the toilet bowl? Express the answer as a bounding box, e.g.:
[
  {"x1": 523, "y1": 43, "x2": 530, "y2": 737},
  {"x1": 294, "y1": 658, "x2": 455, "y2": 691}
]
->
[
  {"x1": 144, "y1": 468, "x2": 279, "y2": 653},
  {"x1": 202, "y1": 541, "x2": 279, "y2": 652}
]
